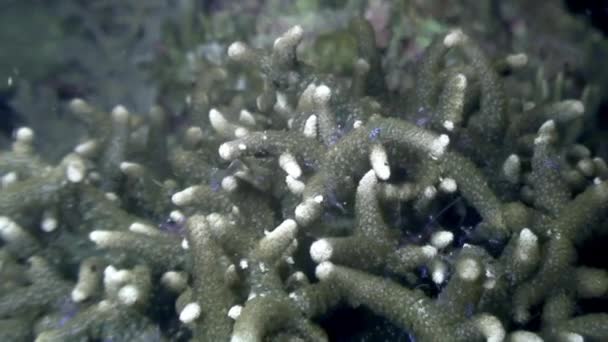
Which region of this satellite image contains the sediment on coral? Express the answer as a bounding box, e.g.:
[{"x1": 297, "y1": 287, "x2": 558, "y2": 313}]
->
[{"x1": 1, "y1": 16, "x2": 607, "y2": 342}]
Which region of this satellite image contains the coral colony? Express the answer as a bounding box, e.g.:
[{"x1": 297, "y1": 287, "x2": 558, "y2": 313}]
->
[{"x1": 1, "y1": 20, "x2": 608, "y2": 342}]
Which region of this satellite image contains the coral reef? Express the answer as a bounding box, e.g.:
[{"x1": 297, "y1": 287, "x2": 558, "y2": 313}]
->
[{"x1": 1, "y1": 11, "x2": 608, "y2": 342}]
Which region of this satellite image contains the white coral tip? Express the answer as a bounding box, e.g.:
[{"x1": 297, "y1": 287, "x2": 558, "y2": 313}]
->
[
  {"x1": 129, "y1": 222, "x2": 157, "y2": 235},
  {"x1": 172, "y1": 186, "x2": 196, "y2": 206},
  {"x1": 303, "y1": 115, "x2": 318, "y2": 138},
  {"x1": 443, "y1": 120, "x2": 455, "y2": 131},
  {"x1": 227, "y1": 42, "x2": 247, "y2": 60},
  {"x1": 559, "y1": 332, "x2": 583, "y2": 342},
  {"x1": 15, "y1": 127, "x2": 34, "y2": 143},
  {"x1": 119, "y1": 161, "x2": 143, "y2": 177},
  {"x1": 111, "y1": 105, "x2": 129, "y2": 123},
  {"x1": 314, "y1": 84, "x2": 331, "y2": 103},
  {"x1": 41, "y1": 216, "x2": 58, "y2": 233},
  {"x1": 279, "y1": 153, "x2": 302, "y2": 179},
  {"x1": 288, "y1": 25, "x2": 303, "y2": 39},
  {"x1": 430, "y1": 134, "x2": 450, "y2": 159},
  {"x1": 431, "y1": 231, "x2": 454, "y2": 249},
  {"x1": 89, "y1": 230, "x2": 112, "y2": 245},
  {"x1": 421, "y1": 245, "x2": 438, "y2": 258},
  {"x1": 444, "y1": 29, "x2": 465, "y2": 47},
  {"x1": 219, "y1": 143, "x2": 236, "y2": 160},
  {"x1": 455, "y1": 73, "x2": 467, "y2": 89},
  {"x1": 71, "y1": 287, "x2": 87, "y2": 302},
  {"x1": 118, "y1": 285, "x2": 139, "y2": 306},
  {"x1": 457, "y1": 258, "x2": 481, "y2": 281},
  {"x1": 506, "y1": 53, "x2": 528, "y2": 68},
  {"x1": 221, "y1": 176, "x2": 238, "y2": 192},
  {"x1": 508, "y1": 331, "x2": 543, "y2": 342},
  {"x1": 228, "y1": 305, "x2": 243, "y2": 320},
  {"x1": 285, "y1": 175, "x2": 305, "y2": 195},
  {"x1": 370, "y1": 145, "x2": 390, "y2": 180},
  {"x1": 315, "y1": 261, "x2": 335, "y2": 280},
  {"x1": 69, "y1": 98, "x2": 91, "y2": 113},
  {"x1": 475, "y1": 314, "x2": 505, "y2": 342},
  {"x1": 295, "y1": 199, "x2": 321, "y2": 226},
  {"x1": 179, "y1": 302, "x2": 201, "y2": 323},
  {"x1": 74, "y1": 140, "x2": 98, "y2": 157},
  {"x1": 439, "y1": 178, "x2": 457, "y2": 193},
  {"x1": 66, "y1": 159, "x2": 86, "y2": 183},
  {"x1": 310, "y1": 239, "x2": 333, "y2": 263}
]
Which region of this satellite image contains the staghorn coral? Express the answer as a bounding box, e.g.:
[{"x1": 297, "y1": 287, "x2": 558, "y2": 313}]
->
[{"x1": 1, "y1": 18, "x2": 608, "y2": 342}]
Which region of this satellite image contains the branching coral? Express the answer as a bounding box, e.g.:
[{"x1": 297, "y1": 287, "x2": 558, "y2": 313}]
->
[{"x1": 1, "y1": 17, "x2": 607, "y2": 342}]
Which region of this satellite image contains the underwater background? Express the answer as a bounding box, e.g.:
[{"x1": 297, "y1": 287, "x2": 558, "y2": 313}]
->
[{"x1": 1, "y1": 1, "x2": 608, "y2": 341}]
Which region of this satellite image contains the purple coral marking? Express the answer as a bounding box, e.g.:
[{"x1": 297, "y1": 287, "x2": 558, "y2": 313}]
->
[
  {"x1": 57, "y1": 296, "x2": 78, "y2": 327},
  {"x1": 209, "y1": 167, "x2": 224, "y2": 192},
  {"x1": 210, "y1": 178, "x2": 222, "y2": 192},
  {"x1": 413, "y1": 106, "x2": 434, "y2": 128},
  {"x1": 302, "y1": 157, "x2": 318, "y2": 170},
  {"x1": 544, "y1": 158, "x2": 561, "y2": 171},
  {"x1": 327, "y1": 123, "x2": 347, "y2": 146},
  {"x1": 209, "y1": 161, "x2": 241, "y2": 192},
  {"x1": 159, "y1": 216, "x2": 186, "y2": 237},
  {"x1": 465, "y1": 303, "x2": 475, "y2": 318},
  {"x1": 415, "y1": 117, "x2": 430, "y2": 127},
  {"x1": 369, "y1": 127, "x2": 381, "y2": 140},
  {"x1": 255, "y1": 175, "x2": 266, "y2": 183},
  {"x1": 325, "y1": 188, "x2": 347, "y2": 213},
  {"x1": 327, "y1": 132, "x2": 340, "y2": 145},
  {"x1": 419, "y1": 265, "x2": 429, "y2": 279}
]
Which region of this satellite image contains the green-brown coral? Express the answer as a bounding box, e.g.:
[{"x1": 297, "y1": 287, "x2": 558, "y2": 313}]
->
[{"x1": 1, "y1": 11, "x2": 607, "y2": 342}]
